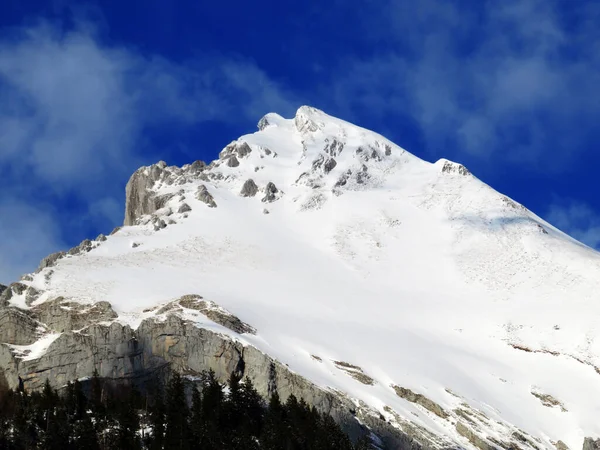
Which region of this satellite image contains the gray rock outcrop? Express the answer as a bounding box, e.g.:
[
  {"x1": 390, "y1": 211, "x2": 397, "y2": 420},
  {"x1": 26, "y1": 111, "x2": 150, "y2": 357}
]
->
[
  {"x1": 153, "y1": 192, "x2": 176, "y2": 210},
  {"x1": 0, "y1": 283, "x2": 40, "y2": 308},
  {"x1": 240, "y1": 179, "x2": 259, "y2": 197},
  {"x1": 67, "y1": 239, "x2": 93, "y2": 256},
  {"x1": 189, "y1": 160, "x2": 206, "y2": 174},
  {"x1": 324, "y1": 157, "x2": 337, "y2": 173},
  {"x1": 392, "y1": 385, "x2": 448, "y2": 419},
  {"x1": 333, "y1": 361, "x2": 375, "y2": 385},
  {"x1": 227, "y1": 155, "x2": 240, "y2": 167},
  {"x1": 583, "y1": 438, "x2": 600, "y2": 450},
  {"x1": 311, "y1": 154, "x2": 338, "y2": 175},
  {"x1": 195, "y1": 185, "x2": 217, "y2": 208},
  {"x1": 219, "y1": 142, "x2": 253, "y2": 162},
  {"x1": 262, "y1": 182, "x2": 280, "y2": 203},
  {"x1": 178, "y1": 295, "x2": 256, "y2": 334},
  {"x1": 178, "y1": 203, "x2": 192, "y2": 213},
  {"x1": 124, "y1": 162, "x2": 168, "y2": 226},
  {"x1": 324, "y1": 139, "x2": 344, "y2": 157},
  {"x1": 236, "y1": 142, "x2": 252, "y2": 158},
  {"x1": 145, "y1": 295, "x2": 256, "y2": 335},
  {"x1": 32, "y1": 298, "x2": 117, "y2": 333},
  {"x1": 150, "y1": 216, "x2": 167, "y2": 231},
  {"x1": 294, "y1": 106, "x2": 322, "y2": 133},
  {"x1": 0, "y1": 309, "x2": 40, "y2": 345},
  {"x1": 38, "y1": 251, "x2": 66, "y2": 271},
  {"x1": 258, "y1": 115, "x2": 270, "y2": 130},
  {"x1": 531, "y1": 389, "x2": 567, "y2": 412},
  {"x1": 123, "y1": 161, "x2": 199, "y2": 226},
  {"x1": 0, "y1": 284, "x2": 6, "y2": 296},
  {"x1": 455, "y1": 422, "x2": 495, "y2": 450},
  {"x1": 441, "y1": 160, "x2": 470, "y2": 176}
]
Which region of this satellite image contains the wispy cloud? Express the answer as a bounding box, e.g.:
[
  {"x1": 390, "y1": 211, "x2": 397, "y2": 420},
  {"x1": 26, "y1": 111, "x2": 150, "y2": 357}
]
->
[
  {"x1": 0, "y1": 19, "x2": 296, "y2": 283},
  {"x1": 0, "y1": 21, "x2": 296, "y2": 190},
  {"x1": 546, "y1": 200, "x2": 600, "y2": 249},
  {"x1": 323, "y1": 0, "x2": 600, "y2": 168},
  {"x1": 0, "y1": 199, "x2": 64, "y2": 283}
]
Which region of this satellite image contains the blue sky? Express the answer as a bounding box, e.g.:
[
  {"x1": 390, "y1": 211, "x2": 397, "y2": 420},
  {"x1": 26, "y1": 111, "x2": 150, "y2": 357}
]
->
[{"x1": 1, "y1": 0, "x2": 600, "y2": 283}]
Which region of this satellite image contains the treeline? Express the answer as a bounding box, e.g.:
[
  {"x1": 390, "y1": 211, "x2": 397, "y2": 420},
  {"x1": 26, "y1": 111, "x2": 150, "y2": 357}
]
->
[{"x1": 0, "y1": 370, "x2": 371, "y2": 450}]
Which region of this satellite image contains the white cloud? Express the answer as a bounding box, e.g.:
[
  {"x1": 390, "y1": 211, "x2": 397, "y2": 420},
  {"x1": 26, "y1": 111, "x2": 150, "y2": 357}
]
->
[
  {"x1": 0, "y1": 200, "x2": 65, "y2": 284},
  {"x1": 546, "y1": 201, "x2": 600, "y2": 249},
  {"x1": 323, "y1": 0, "x2": 600, "y2": 166},
  {"x1": 0, "y1": 22, "x2": 296, "y2": 191},
  {"x1": 0, "y1": 19, "x2": 297, "y2": 283}
]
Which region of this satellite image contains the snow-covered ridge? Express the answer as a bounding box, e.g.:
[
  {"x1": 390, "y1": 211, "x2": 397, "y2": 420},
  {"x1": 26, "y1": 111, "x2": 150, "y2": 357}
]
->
[
  {"x1": 3, "y1": 106, "x2": 600, "y2": 450},
  {"x1": 122, "y1": 105, "x2": 434, "y2": 229}
]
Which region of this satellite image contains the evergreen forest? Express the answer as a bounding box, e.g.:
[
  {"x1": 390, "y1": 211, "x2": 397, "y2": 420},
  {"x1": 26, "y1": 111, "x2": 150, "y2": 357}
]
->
[{"x1": 0, "y1": 370, "x2": 372, "y2": 450}]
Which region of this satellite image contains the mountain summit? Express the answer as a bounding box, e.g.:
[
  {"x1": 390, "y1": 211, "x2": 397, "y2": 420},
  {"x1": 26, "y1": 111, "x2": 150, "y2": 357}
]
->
[{"x1": 1, "y1": 106, "x2": 600, "y2": 449}]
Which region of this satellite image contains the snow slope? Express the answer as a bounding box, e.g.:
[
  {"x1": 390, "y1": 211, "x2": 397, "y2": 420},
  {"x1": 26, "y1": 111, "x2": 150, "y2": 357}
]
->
[{"x1": 18, "y1": 106, "x2": 600, "y2": 449}]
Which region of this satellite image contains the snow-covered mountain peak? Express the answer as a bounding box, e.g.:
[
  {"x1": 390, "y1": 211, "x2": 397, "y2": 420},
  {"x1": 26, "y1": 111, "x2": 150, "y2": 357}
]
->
[
  {"x1": 123, "y1": 105, "x2": 446, "y2": 228},
  {"x1": 257, "y1": 112, "x2": 287, "y2": 130},
  {"x1": 257, "y1": 105, "x2": 330, "y2": 133},
  {"x1": 435, "y1": 158, "x2": 472, "y2": 176},
  {"x1": 4, "y1": 107, "x2": 600, "y2": 450},
  {"x1": 294, "y1": 105, "x2": 328, "y2": 133}
]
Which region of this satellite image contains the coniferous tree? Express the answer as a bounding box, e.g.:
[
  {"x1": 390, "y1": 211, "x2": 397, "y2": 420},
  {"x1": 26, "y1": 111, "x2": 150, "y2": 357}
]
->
[
  {"x1": 260, "y1": 392, "x2": 286, "y2": 450},
  {"x1": 90, "y1": 369, "x2": 104, "y2": 413},
  {"x1": 0, "y1": 369, "x2": 363, "y2": 450},
  {"x1": 148, "y1": 386, "x2": 166, "y2": 450},
  {"x1": 226, "y1": 371, "x2": 256, "y2": 450},
  {"x1": 284, "y1": 393, "x2": 304, "y2": 448},
  {"x1": 238, "y1": 377, "x2": 263, "y2": 444},
  {"x1": 321, "y1": 413, "x2": 353, "y2": 449},
  {"x1": 225, "y1": 372, "x2": 242, "y2": 430},
  {"x1": 38, "y1": 379, "x2": 58, "y2": 439},
  {"x1": 116, "y1": 396, "x2": 141, "y2": 450},
  {"x1": 43, "y1": 404, "x2": 70, "y2": 450},
  {"x1": 199, "y1": 369, "x2": 225, "y2": 450},
  {"x1": 224, "y1": 372, "x2": 246, "y2": 450},
  {"x1": 41, "y1": 379, "x2": 58, "y2": 411},
  {"x1": 90, "y1": 368, "x2": 110, "y2": 450},
  {"x1": 0, "y1": 398, "x2": 9, "y2": 449},
  {"x1": 189, "y1": 386, "x2": 203, "y2": 446},
  {"x1": 72, "y1": 379, "x2": 88, "y2": 419},
  {"x1": 112, "y1": 384, "x2": 142, "y2": 450},
  {"x1": 13, "y1": 392, "x2": 36, "y2": 450},
  {"x1": 164, "y1": 373, "x2": 189, "y2": 450},
  {"x1": 74, "y1": 413, "x2": 101, "y2": 450},
  {"x1": 0, "y1": 374, "x2": 11, "y2": 447}
]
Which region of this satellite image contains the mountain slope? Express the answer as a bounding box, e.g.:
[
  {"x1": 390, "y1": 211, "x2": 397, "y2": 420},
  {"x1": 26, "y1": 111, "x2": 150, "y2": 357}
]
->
[{"x1": 2, "y1": 106, "x2": 600, "y2": 450}]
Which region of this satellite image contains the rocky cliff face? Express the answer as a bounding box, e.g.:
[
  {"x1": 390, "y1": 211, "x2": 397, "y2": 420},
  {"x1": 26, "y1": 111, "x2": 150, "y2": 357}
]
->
[
  {"x1": 584, "y1": 438, "x2": 600, "y2": 450},
  {"x1": 0, "y1": 295, "x2": 428, "y2": 449},
  {"x1": 124, "y1": 160, "x2": 173, "y2": 226},
  {"x1": 0, "y1": 269, "x2": 435, "y2": 448}
]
